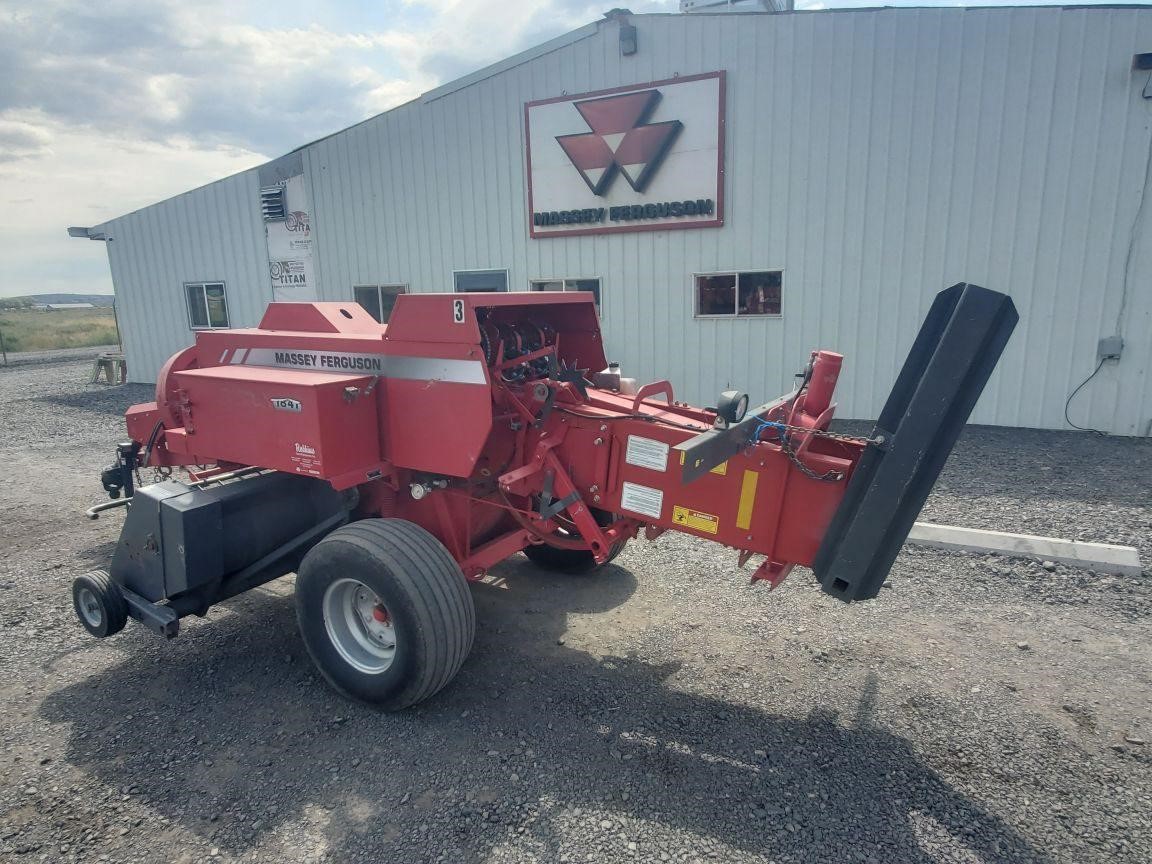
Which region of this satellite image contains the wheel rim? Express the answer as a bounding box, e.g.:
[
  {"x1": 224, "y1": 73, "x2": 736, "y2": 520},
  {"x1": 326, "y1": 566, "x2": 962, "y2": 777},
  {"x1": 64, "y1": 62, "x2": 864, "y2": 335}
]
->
[
  {"x1": 322, "y1": 578, "x2": 397, "y2": 675},
  {"x1": 77, "y1": 587, "x2": 103, "y2": 629}
]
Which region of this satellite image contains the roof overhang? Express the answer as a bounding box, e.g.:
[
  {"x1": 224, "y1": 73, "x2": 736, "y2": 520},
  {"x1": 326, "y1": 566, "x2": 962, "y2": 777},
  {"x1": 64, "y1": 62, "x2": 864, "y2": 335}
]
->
[{"x1": 67, "y1": 226, "x2": 110, "y2": 241}]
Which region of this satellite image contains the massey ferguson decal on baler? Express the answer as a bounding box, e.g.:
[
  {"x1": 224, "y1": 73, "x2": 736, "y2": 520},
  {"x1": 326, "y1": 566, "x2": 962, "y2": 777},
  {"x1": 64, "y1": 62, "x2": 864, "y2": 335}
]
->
[{"x1": 74, "y1": 285, "x2": 1017, "y2": 709}]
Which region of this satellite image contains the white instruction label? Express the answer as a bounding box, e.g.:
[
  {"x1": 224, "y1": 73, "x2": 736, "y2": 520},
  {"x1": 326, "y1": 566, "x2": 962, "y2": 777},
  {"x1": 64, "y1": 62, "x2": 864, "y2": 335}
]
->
[
  {"x1": 625, "y1": 435, "x2": 669, "y2": 472},
  {"x1": 620, "y1": 482, "x2": 664, "y2": 519}
]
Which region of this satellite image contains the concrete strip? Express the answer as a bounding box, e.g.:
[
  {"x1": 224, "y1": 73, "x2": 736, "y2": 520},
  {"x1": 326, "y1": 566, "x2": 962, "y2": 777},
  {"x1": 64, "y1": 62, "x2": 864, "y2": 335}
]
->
[{"x1": 908, "y1": 522, "x2": 1144, "y2": 577}]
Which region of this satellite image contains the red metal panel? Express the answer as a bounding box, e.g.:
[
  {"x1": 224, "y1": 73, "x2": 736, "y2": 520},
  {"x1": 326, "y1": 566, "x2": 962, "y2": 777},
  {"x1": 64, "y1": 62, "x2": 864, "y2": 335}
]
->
[
  {"x1": 383, "y1": 376, "x2": 493, "y2": 478},
  {"x1": 257, "y1": 301, "x2": 383, "y2": 334},
  {"x1": 168, "y1": 366, "x2": 381, "y2": 482},
  {"x1": 193, "y1": 329, "x2": 389, "y2": 366},
  {"x1": 384, "y1": 292, "x2": 603, "y2": 365},
  {"x1": 586, "y1": 404, "x2": 858, "y2": 568}
]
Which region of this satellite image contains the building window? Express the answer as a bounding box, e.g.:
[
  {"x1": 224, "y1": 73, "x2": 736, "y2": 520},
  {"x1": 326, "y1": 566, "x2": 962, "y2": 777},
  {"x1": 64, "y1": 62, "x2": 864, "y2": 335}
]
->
[
  {"x1": 530, "y1": 277, "x2": 601, "y2": 308},
  {"x1": 695, "y1": 271, "x2": 782, "y2": 317},
  {"x1": 354, "y1": 284, "x2": 407, "y2": 323},
  {"x1": 454, "y1": 269, "x2": 508, "y2": 292},
  {"x1": 185, "y1": 282, "x2": 229, "y2": 329}
]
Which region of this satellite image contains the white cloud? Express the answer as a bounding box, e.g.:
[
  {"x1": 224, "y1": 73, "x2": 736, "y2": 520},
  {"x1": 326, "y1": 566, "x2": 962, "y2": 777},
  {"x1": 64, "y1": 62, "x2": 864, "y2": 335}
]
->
[
  {"x1": 0, "y1": 0, "x2": 678, "y2": 298},
  {"x1": 0, "y1": 109, "x2": 265, "y2": 297},
  {"x1": 0, "y1": 114, "x2": 53, "y2": 162}
]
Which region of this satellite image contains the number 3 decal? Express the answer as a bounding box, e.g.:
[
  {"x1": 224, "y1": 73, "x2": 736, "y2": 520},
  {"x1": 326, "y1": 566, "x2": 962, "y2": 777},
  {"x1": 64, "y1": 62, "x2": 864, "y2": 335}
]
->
[{"x1": 452, "y1": 298, "x2": 466, "y2": 324}]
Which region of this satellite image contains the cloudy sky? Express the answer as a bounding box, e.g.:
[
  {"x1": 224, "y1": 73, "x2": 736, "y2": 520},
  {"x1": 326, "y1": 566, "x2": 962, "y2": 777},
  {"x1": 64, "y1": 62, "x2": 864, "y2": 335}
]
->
[{"x1": 0, "y1": 0, "x2": 1125, "y2": 298}]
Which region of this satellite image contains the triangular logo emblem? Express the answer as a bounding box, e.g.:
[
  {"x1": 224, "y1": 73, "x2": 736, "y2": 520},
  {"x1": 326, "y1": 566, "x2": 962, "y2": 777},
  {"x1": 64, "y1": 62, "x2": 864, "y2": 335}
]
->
[{"x1": 556, "y1": 89, "x2": 683, "y2": 196}]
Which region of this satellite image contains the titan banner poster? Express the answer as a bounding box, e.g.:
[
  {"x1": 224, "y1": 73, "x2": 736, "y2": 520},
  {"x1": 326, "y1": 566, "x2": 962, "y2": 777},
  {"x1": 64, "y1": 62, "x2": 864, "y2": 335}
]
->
[{"x1": 266, "y1": 174, "x2": 316, "y2": 301}]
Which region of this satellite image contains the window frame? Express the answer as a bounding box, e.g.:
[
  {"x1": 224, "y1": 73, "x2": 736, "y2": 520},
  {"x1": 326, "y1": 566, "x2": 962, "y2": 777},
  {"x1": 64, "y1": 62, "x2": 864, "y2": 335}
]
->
[
  {"x1": 692, "y1": 270, "x2": 784, "y2": 319},
  {"x1": 529, "y1": 277, "x2": 602, "y2": 311},
  {"x1": 184, "y1": 281, "x2": 230, "y2": 330},
  {"x1": 353, "y1": 283, "x2": 409, "y2": 323},
  {"x1": 452, "y1": 268, "x2": 509, "y2": 293}
]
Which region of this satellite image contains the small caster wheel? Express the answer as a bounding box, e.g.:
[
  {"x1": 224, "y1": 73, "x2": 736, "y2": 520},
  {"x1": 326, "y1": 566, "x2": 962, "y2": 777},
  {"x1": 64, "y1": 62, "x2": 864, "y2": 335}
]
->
[{"x1": 72, "y1": 570, "x2": 128, "y2": 638}]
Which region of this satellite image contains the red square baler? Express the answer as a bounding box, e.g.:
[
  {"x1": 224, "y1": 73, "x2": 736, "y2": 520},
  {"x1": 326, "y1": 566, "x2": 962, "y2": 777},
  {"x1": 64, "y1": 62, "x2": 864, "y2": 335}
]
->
[{"x1": 74, "y1": 285, "x2": 1016, "y2": 709}]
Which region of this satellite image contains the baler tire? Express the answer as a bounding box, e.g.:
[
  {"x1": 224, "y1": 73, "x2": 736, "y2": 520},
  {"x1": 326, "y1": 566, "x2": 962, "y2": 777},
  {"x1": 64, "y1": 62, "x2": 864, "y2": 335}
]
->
[
  {"x1": 522, "y1": 505, "x2": 628, "y2": 575},
  {"x1": 72, "y1": 570, "x2": 128, "y2": 638},
  {"x1": 522, "y1": 538, "x2": 627, "y2": 574},
  {"x1": 294, "y1": 518, "x2": 475, "y2": 711}
]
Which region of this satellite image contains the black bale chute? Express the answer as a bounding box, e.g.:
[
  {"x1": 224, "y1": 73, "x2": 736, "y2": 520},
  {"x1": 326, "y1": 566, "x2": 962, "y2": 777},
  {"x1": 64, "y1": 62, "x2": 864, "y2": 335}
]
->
[{"x1": 813, "y1": 283, "x2": 1019, "y2": 602}]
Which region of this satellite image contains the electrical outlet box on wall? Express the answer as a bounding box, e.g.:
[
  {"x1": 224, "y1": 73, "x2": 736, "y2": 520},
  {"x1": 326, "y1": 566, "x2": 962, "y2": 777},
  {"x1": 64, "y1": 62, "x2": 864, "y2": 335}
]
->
[{"x1": 1097, "y1": 335, "x2": 1124, "y2": 363}]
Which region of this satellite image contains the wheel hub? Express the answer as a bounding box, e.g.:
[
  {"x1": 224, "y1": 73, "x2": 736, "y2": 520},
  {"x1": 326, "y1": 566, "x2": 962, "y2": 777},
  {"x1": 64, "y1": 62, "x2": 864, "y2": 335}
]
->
[
  {"x1": 322, "y1": 578, "x2": 397, "y2": 675},
  {"x1": 77, "y1": 587, "x2": 103, "y2": 628}
]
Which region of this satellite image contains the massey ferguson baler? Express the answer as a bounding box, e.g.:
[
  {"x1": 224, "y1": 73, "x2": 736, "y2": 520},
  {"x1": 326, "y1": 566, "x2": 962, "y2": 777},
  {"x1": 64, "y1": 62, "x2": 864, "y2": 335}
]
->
[{"x1": 73, "y1": 283, "x2": 1016, "y2": 709}]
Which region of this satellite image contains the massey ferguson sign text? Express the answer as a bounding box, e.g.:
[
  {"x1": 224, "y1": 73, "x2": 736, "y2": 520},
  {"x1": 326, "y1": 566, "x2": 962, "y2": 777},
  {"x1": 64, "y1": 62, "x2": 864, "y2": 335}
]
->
[{"x1": 526, "y1": 72, "x2": 725, "y2": 238}]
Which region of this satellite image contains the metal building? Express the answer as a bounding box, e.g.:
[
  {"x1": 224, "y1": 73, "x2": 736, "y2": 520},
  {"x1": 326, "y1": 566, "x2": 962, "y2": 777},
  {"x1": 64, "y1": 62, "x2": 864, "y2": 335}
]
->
[{"x1": 73, "y1": 6, "x2": 1152, "y2": 435}]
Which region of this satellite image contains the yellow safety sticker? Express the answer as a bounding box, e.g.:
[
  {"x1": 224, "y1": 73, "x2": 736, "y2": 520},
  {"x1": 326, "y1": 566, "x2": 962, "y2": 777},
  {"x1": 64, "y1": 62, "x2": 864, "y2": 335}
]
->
[
  {"x1": 672, "y1": 505, "x2": 720, "y2": 534},
  {"x1": 736, "y1": 469, "x2": 759, "y2": 530},
  {"x1": 678, "y1": 452, "x2": 728, "y2": 475}
]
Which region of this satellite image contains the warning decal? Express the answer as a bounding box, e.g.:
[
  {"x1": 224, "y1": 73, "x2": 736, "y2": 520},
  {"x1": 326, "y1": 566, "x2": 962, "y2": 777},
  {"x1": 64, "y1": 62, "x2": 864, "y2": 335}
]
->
[
  {"x1": 626, "y1": 435, "x2": 669, "y2": 472},
  {"x1": 620, "y1": 482, "x2": 664, "y2": 519},
  {"x1": 672, "y1": 505, "x2": 719, "y2": 534}
]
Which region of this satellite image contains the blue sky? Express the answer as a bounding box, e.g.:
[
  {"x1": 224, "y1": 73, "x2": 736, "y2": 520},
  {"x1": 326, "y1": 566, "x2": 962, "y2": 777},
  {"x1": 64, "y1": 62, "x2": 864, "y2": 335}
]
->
[{"x1": 0, "y1": 0, "x2": 1138, "y2": 298}]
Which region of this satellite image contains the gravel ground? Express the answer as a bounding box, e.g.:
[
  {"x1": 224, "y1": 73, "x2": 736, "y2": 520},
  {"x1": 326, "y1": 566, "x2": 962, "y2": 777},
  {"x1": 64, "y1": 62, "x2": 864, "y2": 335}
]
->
[{"x1": 1, "y1": 352, "x2": 1150, "y2": 864}]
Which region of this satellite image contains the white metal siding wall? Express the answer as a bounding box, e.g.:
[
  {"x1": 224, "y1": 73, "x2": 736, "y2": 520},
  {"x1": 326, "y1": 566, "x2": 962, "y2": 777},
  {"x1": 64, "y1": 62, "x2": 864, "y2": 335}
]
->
[
  {"x1": 100, "y1": 171, "x2": 270, "y2": 380},
  {"x1": 303, "y1": 7, "x2": 1152, "y2": 434},
  {"x1": 102, "y1": 8, "x2": 1152, "y2": 434}
]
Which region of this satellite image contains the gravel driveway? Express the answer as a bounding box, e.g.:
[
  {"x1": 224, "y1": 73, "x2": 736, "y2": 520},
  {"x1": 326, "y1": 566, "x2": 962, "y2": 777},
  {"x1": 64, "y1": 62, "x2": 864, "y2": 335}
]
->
[{"x1": 1, "y1": 353, "x2": 1149, "y2": 864}]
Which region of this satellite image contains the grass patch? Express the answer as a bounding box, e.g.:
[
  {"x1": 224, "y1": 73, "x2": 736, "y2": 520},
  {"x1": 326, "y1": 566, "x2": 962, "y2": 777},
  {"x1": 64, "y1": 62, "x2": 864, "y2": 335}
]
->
[{"x1": 0, "y1": 309, "x2": 120, "y2": 353}]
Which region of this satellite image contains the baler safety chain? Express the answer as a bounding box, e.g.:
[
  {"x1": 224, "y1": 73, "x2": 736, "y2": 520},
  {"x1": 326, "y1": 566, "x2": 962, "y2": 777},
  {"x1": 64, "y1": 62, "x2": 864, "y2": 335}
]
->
[
  {"x1": 778, "y1": 439, "x2": 846, "y2": 482},
  {"x1": 753, "y1": 419, "x2": 886, "y2": 483},
  {"x1": 752, "y1": 419, "x2": 886, "y2": 448}
]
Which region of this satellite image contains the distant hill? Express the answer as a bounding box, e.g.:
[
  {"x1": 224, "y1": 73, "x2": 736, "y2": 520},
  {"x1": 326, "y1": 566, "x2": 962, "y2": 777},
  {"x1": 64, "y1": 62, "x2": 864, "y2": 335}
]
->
[{"x1": 5, "y1": 293, "x2": 116, "y2": 308}]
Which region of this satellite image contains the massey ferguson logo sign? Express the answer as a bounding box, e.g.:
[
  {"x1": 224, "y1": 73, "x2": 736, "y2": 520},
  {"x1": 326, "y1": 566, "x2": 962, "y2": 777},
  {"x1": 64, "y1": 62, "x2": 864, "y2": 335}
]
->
[
  {"x1": 526, "y1": 72, "x2": 724, "y2": 238},
  {"x1": 557, "y1": 89, "x2": 682, "y2": 195}
]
